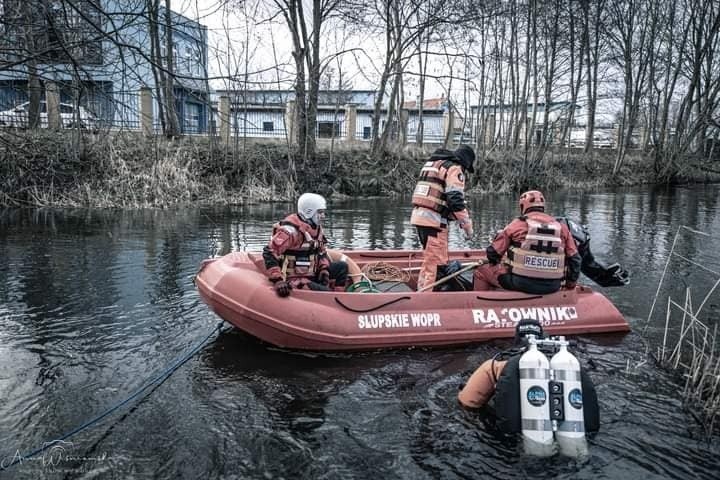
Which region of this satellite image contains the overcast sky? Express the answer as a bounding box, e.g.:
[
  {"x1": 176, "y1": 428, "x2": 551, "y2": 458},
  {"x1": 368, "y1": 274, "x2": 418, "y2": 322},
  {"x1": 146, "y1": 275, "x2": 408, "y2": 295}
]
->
[
  {"x1": 174, "y1": 0, "x2": 452, "y2": 100},
  {"x1": 173, "y1": 0, "x2": 620, "y2": 124}
]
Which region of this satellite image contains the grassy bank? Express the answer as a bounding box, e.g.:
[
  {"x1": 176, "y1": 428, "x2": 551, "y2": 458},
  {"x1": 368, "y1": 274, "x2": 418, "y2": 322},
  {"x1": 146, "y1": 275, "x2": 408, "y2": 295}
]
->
[{"x1": 1, "y1": 131, "x2": 718, "y2": 208}]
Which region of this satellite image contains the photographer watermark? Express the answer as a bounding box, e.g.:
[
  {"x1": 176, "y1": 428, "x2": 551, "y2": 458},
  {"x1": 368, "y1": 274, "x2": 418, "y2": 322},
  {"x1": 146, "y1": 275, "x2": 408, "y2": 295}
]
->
[{"x1": 1, "y1": 440, "x2": 111, "y2": 472}]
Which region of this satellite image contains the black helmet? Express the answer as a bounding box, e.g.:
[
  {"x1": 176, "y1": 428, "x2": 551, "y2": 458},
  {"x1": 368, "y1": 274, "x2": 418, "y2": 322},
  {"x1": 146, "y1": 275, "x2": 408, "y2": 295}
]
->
[
  {"x1": 514, "y1": 318, "x2": 544, "y2": 343},
  {"x1": 454, "y1": 145, "x2": 475, "y2": 173}
]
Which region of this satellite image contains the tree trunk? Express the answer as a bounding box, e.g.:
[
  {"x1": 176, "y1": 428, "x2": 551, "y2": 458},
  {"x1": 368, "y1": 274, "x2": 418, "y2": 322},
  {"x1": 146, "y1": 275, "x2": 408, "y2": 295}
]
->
[
  {"x1": 148, "y1": 0, "x2": 165, "y2": 133},
  {"x1": 163, "y1": 0, "x2": 180, "y2": 137}
]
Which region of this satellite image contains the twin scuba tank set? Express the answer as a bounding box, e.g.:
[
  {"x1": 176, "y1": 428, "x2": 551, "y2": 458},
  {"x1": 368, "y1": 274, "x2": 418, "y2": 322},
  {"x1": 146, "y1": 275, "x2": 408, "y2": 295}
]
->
[{"x1": 519, "y1": 335, "x2": 589, "y2": 458}]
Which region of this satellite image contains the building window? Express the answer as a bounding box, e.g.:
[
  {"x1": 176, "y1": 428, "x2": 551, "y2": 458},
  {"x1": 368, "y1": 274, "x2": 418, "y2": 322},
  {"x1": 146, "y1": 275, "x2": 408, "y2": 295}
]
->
[
  {"x1": 263, "y1": 121, "x2": 274, "y2": 132},
  {"x1": 185, "y1": 102, "x2": 201, "y2": 133},
  {"x1": 363, "y1": 126, "x2": 371, "y2": 139},
  {"x1": 317, "y1": 121, "x2": 340, "y2": 138}
]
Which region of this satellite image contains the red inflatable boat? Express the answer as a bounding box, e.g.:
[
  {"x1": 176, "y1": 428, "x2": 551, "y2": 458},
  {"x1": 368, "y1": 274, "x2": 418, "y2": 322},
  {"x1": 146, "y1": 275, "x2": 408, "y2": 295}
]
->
[{"x1": 195, "y1": 249, "x2": 630, "y2": 351}]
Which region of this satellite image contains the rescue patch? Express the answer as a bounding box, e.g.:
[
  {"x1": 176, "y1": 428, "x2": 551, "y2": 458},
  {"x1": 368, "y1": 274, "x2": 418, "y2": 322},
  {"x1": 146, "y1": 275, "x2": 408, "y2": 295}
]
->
[
  {"x1": 524, "y1": 255, "x2": 561, "y2": 269},
  {"x1": 414, "y1": 184, "x2": 430, "y2": 196}
]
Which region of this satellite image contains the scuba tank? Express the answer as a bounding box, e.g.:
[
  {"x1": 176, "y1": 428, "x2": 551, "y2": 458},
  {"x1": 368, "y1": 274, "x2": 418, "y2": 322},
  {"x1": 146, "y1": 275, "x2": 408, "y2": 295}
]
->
[
  {"x1": 549, "y1": 337, "x2": 588, "y2": 458},
  {"x1": 518, "y1": 336, "x2": 554, "y2": 456}
]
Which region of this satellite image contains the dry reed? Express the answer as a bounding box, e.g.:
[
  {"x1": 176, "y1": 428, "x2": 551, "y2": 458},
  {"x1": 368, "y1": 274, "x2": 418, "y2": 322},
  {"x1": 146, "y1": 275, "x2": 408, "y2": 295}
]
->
[
  {"x1": 645, "y1": 225, "x2": 720, "y2": 436},
  {"x1": 2, "y1": 130, "x2": 718, "y2": 208}
]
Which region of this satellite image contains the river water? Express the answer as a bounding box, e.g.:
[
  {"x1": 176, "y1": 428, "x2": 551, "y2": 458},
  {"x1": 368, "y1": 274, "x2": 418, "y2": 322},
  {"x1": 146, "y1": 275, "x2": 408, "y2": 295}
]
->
[{"x1": 1, "y1": 186, "x2": 719, "y2": 479}]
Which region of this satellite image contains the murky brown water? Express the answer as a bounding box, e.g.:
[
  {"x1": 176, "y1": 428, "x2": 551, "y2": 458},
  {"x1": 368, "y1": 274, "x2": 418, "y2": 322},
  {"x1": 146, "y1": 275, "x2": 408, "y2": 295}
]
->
[{"x1": 1, "y1": 186, "x2": 719, "y2": 479}]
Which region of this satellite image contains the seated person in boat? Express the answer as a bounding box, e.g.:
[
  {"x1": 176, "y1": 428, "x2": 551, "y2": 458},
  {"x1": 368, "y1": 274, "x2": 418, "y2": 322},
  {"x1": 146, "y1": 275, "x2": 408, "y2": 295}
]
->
[
  {"x1": 263, "y1": 193, "x2": 348, "y2": 297},
  {"x1": 457, "y1": 318, "x2": 599, "y2": 432},
  {"x1": 410, "y1": 144, "x2": 475, "y2": 292},
  {"x1": 473, "y1": 190, "x2": 582, "y2": 295},
  {"x1": 556, "y1": 217, "x2": 630, "y2": 287}
]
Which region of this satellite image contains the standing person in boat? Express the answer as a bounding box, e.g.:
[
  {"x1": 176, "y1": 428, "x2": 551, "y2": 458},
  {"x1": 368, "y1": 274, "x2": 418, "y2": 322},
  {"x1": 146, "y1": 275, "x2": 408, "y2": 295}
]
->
[
  {"x1": 410, "y1": 144, "x2": 475, "y2": 291},
  {"x1": 556, "y1": 217, "x2": 630, "y2": 287},
  {"x1": 473, "y1": 190, "x2": 582, "y2": 295},
  {"x1": 263, "y1": 193, "x2": 348, "y2": 297},
  {"x1": 457, "y1": 318, "x2": 599, "y2": 429}
]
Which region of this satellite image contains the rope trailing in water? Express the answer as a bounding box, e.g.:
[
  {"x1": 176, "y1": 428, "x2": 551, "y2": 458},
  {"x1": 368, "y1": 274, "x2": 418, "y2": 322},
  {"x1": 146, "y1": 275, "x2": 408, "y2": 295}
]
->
[
  {"x1": 0, "y1": 321, "x2": 227, "y2": 472},
  {"x1": 361, "y1": 262, "x2": 411, "y2": 283}
]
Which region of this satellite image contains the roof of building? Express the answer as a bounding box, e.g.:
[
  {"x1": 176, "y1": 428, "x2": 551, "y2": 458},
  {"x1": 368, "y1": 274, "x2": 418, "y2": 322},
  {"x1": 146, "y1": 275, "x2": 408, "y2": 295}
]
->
[
  {"x1": 470, "y1": 101, "x2": 574, "y2": 111},
  {"x1": 402, "y1": 96, "x2": 448, "y2": 110},
  {"x1": 214, "y1": 89, "x2": 376, "y2": 95}
]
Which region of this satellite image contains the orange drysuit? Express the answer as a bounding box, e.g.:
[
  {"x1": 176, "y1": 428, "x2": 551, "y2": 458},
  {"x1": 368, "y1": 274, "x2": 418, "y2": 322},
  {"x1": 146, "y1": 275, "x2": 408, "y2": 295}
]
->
[
  {"x1": 474, "y1": 211, "x2": 581, "y2": 295},
  {"x1": 262, "y1": 213, "x2": 331, "y2": 286},
  {"x1": 410, "y1": 151, "x2": 472, "y2": 291},
  {"x1": 458, "y1": 358, "x2": 507, "y2": 409}
]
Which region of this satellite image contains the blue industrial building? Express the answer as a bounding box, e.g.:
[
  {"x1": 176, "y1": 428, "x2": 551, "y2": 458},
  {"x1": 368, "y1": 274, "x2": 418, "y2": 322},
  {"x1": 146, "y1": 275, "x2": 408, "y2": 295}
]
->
[{"x1": 0, "y1": 0, "x2": 209, "y2": 133}]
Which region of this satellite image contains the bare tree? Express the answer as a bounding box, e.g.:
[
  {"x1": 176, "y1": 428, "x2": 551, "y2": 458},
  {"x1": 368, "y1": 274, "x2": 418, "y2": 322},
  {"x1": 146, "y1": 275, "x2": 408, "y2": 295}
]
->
[
  {"x1": 664, "y1": 0, "x2": 720, "y2": 178},
  {"x1": 581, "y1": 0, "x2": 606, "y2": 153},
  {"x1": 606, "y1": 0, "x2": 656, "y2": 174},
  {"x1": 162, "y1": 0, "x2": 180, "y2": 136},
  {"x1": 271, "y1": 0, "x2": 342, "y2": 164},
  {"x1": 561, "y1": 0, "x2": 585, "y2": 151}
]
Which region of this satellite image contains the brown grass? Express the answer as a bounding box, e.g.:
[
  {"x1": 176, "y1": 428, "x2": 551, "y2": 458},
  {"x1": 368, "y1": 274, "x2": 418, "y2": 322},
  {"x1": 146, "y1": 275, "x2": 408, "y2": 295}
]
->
[{"x1": 1, "y1": 131, "x2": 718, "y2": 208}]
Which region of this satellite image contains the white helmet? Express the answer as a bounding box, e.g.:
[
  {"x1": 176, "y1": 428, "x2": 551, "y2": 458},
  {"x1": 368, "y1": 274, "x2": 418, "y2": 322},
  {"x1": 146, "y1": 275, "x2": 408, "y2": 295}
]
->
[{"x1": 297, "y1": 193, "x2": 327, "y2": 225}]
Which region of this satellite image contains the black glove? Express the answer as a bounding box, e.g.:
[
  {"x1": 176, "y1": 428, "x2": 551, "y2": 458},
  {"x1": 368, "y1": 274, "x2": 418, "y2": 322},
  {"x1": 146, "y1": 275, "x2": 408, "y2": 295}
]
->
[
  {"x1": 274, "y1": 280, "x2": 291, "y2": 297},
  {"x1": 317, "y1": 269, "x2": 330, "y2": 286},
  {"x1": 597, "y1": 263, "x2": 630, "y2": 287},
  {"x1": 608, "y1": 264, "x2": 630, "y2": 285},
  {"x1": 486, "y1": 246, "x2": 502, "y2": 266}
]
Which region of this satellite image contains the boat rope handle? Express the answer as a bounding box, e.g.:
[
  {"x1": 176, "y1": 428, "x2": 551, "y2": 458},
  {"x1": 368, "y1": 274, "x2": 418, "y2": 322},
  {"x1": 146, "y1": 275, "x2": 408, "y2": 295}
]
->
[
  {"x1": 475, "y1": 295, "x2": 544, "y2": 301},
  {"x1": 334, "y1": 296, "x2": 411, "y2": 313},
  {"x1": 0, "y1": 321, "x2": 228, "y2": 472}
]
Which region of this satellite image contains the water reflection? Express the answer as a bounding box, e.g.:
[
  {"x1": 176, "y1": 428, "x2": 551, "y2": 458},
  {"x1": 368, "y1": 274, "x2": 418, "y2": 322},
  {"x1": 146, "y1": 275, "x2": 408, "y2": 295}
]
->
[{"x1": 1, "y1": 186, "x2": 719, "y2": 479}]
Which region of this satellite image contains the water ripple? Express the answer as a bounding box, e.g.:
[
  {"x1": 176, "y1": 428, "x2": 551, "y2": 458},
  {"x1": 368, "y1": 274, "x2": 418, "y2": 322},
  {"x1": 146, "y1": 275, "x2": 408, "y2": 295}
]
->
[{"x1": 1, "y1": 191, "x2": 720, "y2": 478}]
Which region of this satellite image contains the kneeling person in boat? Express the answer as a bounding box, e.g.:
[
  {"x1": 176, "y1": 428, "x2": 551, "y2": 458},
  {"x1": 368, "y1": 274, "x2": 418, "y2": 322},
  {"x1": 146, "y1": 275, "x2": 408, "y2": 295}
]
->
[
  {"x1": 263, "y1": 193, "x2": 348, "y2": 297},
  {"x1": 474, "y1": 190, "x2": 581, "y2": 295}
]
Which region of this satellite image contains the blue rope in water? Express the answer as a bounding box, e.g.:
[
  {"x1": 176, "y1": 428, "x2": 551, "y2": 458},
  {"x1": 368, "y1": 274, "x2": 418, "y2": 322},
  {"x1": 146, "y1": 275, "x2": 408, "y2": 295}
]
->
[{"x1": 0, "y1": 321, "x2": 227, "y2": 471}]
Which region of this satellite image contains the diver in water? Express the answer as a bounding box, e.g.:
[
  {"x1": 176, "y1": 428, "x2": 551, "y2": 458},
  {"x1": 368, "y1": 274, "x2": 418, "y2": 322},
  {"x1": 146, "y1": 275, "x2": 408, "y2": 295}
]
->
[{"x1": 458, "y1": 318, "x2": 600, "y2": 457}]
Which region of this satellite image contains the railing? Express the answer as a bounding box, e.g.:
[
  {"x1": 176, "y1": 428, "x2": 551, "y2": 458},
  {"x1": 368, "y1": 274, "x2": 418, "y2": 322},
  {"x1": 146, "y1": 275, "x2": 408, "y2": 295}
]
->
[{"x1": 3, "y1": 100, "x2": 644, "y2": 149}]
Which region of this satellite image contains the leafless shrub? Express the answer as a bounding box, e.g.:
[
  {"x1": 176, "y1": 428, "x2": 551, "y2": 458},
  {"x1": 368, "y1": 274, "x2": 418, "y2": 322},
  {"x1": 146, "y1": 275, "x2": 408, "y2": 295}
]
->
[{"x1": 646, "y1": 226, "x2": 720, "y2": 436}]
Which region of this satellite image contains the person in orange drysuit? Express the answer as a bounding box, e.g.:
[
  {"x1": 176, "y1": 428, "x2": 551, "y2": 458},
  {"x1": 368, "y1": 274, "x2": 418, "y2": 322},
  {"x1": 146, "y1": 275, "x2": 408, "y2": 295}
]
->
[
  {"x1": 410, "y1": 145, "x2": 475, "y2": 291},
  {"x1": 262, "y1": 193, "x2": 348, "y2": 297},
  {"x1": 458, "y1": 318, "x2": 546, "y2": 409},
  {"x1": 473, "y1": 190, "x2": 581, "y2": 295},
  {"x1": 457, "y1": 318, "x2": 600, "y2": 435}
]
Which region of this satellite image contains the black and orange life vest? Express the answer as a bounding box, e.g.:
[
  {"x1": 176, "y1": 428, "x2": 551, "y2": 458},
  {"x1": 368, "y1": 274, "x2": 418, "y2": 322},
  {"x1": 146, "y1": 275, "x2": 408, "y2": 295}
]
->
[
  {"x1": 411, "y1": 159, "x2": 455, "y2": 217},
  {"x1": 272, "y1": 214, "x2": 326, "y2": 278},
  {"x1": 505, "y1": 216, "x2": 566, "y2": 279}
]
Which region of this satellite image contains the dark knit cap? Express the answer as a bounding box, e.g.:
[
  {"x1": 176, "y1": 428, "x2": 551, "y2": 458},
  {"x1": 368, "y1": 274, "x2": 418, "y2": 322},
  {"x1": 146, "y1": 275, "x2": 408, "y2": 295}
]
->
[{"x1": 454, "y1": 145, "x2": 475, "y2": 173}]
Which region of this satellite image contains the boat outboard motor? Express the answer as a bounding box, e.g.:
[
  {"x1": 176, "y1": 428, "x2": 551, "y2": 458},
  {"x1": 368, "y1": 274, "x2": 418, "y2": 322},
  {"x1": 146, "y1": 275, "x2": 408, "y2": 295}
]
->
[
  {"x1": 550, "y1": 337, "x2": 588, "y2": 458},
  {"x1": 519, "y1": 335, "x2": 554, "y2": 456}
]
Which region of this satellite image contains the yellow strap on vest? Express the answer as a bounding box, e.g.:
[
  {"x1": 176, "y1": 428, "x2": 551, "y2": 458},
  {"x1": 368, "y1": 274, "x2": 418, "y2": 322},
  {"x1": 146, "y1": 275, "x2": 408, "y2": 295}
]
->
[{"x1": 281, "y1": 258, "x2": 289, "y2": 281}]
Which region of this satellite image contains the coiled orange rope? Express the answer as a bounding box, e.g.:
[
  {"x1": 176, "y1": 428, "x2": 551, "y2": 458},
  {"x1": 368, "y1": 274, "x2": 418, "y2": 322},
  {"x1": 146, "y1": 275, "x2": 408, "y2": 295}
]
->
[{"x1": 361, "y1": 262, "x2": 411, "y2": 283}]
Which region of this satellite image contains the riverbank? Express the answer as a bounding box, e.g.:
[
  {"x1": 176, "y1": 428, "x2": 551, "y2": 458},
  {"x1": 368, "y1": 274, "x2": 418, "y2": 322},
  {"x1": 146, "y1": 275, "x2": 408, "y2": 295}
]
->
[{"x1": 1, "y1": 131, "x2": 718, "y2": 208}]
